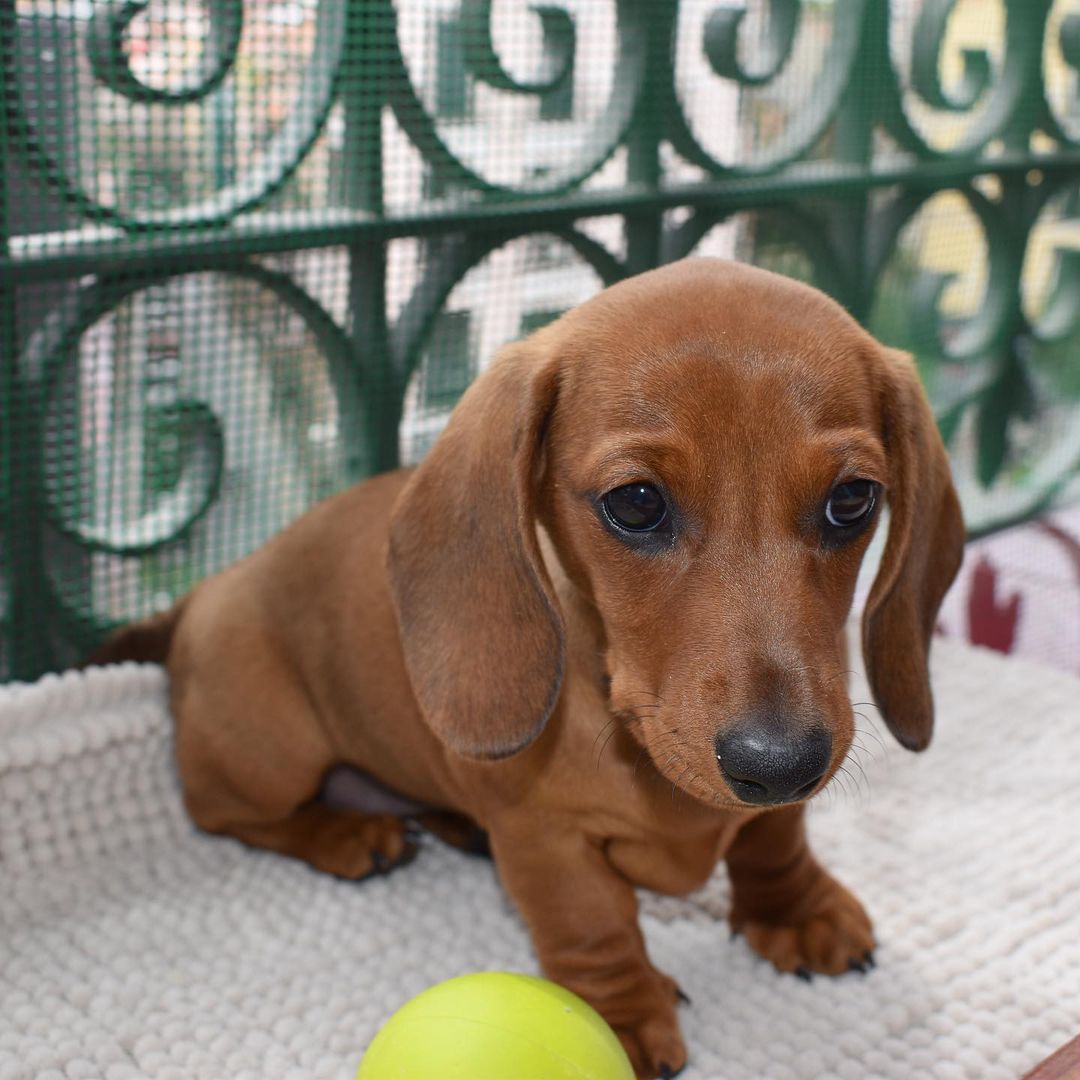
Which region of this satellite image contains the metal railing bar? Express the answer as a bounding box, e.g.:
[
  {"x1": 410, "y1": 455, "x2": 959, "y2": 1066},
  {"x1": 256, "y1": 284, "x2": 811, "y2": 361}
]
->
[{"x1": 7, "y1": 150, "x2": 1080, "y2": 283}]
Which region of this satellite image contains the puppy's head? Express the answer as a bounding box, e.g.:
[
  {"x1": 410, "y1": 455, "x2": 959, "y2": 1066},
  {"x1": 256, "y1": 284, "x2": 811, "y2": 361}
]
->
[{"x1": 388, "y1": 259, "x2": 964, "y2": 808}]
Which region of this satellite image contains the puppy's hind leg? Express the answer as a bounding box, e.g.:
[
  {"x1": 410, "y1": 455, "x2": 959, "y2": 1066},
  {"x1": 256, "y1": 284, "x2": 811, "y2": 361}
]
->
[
  {"x1": 227, "y1": 805, "x2": 419, "y2": 881},
  {"x1": 319, "y1": 767, "x2": 488, "y2": 861},
  {"x1": 172, "y1": 657, "x2": 418, "y2": 881}
]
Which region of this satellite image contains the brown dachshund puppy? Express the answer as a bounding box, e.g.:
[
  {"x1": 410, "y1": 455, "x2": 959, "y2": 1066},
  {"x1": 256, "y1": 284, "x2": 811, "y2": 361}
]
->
[{"x1": 92, "y1": 258, "x2": 964, "y2": 1078}]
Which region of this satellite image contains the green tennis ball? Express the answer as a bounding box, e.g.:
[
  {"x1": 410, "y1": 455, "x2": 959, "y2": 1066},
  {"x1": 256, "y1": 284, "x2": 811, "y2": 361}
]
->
[{"x1": 356, "y1": 972, "x2": 635, "y2": 1080}]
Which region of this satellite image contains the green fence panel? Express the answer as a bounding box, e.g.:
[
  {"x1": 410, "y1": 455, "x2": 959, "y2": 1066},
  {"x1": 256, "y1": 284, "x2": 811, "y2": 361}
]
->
[{"x1": 2, "y1": 0, "x2": 1080, "y2": 679}]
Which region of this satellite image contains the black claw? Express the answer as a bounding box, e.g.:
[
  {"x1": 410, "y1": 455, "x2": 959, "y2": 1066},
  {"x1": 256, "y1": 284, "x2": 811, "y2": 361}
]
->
[
  {"x1": 864, "y1": 950, "x2": 876, "y2": 969},
  {"x1": 402, "y1": 826, "x2": 424, "y2": 845},
  {"x1": 366, "y1": 840, "x2": 420, "y2": 880},
  {"x1": 729, "y1": 927, "x2": 740, "y2": 942},
  {"x1": 656, "y1": 1063, "x2": 685, "y2": 1080},
  {"x1": 676, "y1": 987, "x2": 692, "y2": 1005},
  {"x1": 334, "y1": 839, "x2": 421, "y2": 884},
  {"x1": 397, "y1": 839, "x2": 421, "y2": 869},
  {"x1": 464, "y1": 826, "x2": 492, "y2": 858},
  {"x1": 848, "y1": 958, "x2": 869, "y2": 974},
  {"x1": 794, "y1": 966, "x2": 813, "y2": 983}
]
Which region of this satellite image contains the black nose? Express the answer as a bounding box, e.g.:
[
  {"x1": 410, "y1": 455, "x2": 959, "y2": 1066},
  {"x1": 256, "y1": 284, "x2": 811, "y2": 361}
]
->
[{"x1": 715, "y1": 720, "x2": 831, "y2": 806}]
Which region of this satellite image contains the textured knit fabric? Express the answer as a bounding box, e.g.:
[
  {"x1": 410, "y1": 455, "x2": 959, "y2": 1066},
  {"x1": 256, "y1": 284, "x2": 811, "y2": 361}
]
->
[{"x1": 1, "y1": 639, "x2": 1078, "y2": 1080}]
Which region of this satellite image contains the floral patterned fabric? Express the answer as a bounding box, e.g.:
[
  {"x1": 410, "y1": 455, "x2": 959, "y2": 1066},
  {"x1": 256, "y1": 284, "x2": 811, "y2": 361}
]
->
[{"x1": 937, "y1": 506, "x2": 1080, "y2": 678}]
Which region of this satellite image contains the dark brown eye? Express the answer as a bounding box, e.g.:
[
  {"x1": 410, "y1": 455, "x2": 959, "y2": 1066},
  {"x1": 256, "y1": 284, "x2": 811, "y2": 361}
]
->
[
  {"x1": 603, "y1": 483, "x2": 667, "y2": 532},
  {"x1": 825, "y1": 480, "x2": 877, "y2": 528}
]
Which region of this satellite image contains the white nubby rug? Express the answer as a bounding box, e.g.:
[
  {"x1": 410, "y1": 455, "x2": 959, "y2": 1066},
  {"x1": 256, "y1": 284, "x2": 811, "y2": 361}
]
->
[{"x1": 1, "y1": 638, "x2": 1078, "y2": 1080}]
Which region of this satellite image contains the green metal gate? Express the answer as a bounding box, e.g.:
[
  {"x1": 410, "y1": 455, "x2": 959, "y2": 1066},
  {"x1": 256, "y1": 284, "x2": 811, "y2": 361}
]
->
[{"x1": 2, "y1": 0, "x2": 1080, "y2": 679}]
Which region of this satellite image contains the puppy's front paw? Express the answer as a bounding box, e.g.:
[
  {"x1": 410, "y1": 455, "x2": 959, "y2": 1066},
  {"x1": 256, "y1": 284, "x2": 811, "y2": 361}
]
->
[
  {"x1": 731, "y1": 872, "x2": 875, "y2": 978},
  {"x1": 594, "y1": 972, "x2": 686, "y2": 1080},
  {"x1": 614, "y1": 1006, "x2": 687, "y2": 1080}
]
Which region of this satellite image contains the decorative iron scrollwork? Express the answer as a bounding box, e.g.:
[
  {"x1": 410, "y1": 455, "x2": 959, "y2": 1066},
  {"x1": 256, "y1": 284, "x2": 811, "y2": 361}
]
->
[
  {"x1": 3, "y1": 0, "x2": 1080, "y2": 676},
  {"x1": 87, "y1": 0, "x2": 244, "y2": 105},
  {"x1": 5, "y1": 0, "x2": 345, "y2": 227}
]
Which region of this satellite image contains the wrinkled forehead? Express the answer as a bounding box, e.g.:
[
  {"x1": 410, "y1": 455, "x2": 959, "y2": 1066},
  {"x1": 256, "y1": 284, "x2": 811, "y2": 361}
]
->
[
  {"x1": 558, "y1": 332, "x2": 880, "y2": 445},
  {"x1": 632, "y1": 342, "x2": 871, "y2": 426},
  {"x1": 546, "y1": 285, "x2": 887, "y2": 491},
  {"x1": 557, "y1": 263, "x2": 877, "y2": 413}
]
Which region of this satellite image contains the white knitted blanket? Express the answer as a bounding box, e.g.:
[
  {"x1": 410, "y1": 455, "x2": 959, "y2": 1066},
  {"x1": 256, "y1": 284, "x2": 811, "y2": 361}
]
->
[{"x1": 2, "y1": 639, "x2": 1078, "y2": 1080}]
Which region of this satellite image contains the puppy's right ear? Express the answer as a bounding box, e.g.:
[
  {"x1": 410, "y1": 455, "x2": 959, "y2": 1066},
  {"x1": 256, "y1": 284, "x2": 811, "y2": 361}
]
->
[
  {"x1": 387, "y1": 340, "x2": 565, "y2": 760},
  {"x1": 862, "y1": 348, "x2": 965, "y2": 751}
]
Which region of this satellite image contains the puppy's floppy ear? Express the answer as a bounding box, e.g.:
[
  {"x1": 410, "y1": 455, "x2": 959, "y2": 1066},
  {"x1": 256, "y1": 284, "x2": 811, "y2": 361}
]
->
[
  {"x1": 862, "y1": 348, "x2": 965, "y2": 752},
  {"x1": 387, "y1": 339, "x2": 564, "y2": 759}
]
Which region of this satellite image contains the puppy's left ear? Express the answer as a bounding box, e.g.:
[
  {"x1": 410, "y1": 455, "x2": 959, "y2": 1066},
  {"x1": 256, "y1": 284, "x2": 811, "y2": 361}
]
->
[
  {"x1": 387, "y1": 338, "x2": 564, "y2": 760},
  {"x1": 862, "y1": 348, "x2": 965, "y2": 751}
]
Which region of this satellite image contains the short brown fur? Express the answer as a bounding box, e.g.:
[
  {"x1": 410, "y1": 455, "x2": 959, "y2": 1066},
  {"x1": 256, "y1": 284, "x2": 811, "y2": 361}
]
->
[{"x1": 90, "y1": 259, "x2": 964, "y2": 1078}]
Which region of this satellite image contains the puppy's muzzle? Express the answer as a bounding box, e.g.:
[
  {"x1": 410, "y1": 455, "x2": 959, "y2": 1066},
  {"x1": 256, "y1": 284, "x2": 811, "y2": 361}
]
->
[{"x1": 715, "y1": 716, "x2": 831, "y2": 806}]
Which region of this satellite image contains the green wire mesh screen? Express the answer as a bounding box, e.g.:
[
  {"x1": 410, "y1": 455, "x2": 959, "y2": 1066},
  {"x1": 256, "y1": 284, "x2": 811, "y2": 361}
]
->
[{"x1": 2, "y1": 0, "x2": 1080, "y2": 679}]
